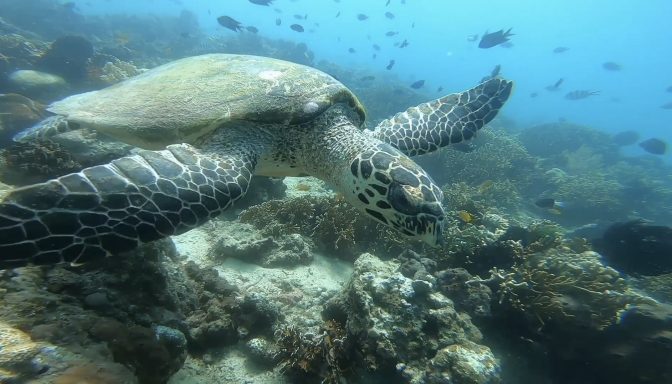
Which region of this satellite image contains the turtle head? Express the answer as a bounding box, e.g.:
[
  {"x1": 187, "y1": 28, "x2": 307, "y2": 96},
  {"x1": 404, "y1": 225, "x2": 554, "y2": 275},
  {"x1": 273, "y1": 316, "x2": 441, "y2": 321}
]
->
[{"x1": 346, "y1": 144, "x2": 445, "y2": 246}]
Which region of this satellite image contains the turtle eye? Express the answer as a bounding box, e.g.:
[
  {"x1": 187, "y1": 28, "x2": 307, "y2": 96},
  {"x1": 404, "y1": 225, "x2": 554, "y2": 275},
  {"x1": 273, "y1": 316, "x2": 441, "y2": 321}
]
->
[{"x1": 388, "y1": 182, "x2": 419, "y2": 215}]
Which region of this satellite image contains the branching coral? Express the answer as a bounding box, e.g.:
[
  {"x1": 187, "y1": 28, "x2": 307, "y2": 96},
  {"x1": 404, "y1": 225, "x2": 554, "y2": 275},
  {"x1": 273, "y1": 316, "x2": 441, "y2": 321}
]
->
[
  {"x1": 275, "y1": 320, "x2": 350, "y2": 383},
  {"x1": 239, "y1": 195, "x2": 406, "y2": 258},
  {"x1": 477, "y1": 248, "x2": 654, "y2": 331}
]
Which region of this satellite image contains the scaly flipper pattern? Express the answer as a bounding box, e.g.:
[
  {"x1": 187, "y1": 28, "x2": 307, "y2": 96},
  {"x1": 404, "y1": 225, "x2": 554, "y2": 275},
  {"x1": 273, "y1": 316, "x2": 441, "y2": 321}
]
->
[
  {"x1": 371, "y1": 78, "x2": 513, "y2": 157},
  {"x1": 0, "y1": 143, "x2": 256, "y2": 268}
]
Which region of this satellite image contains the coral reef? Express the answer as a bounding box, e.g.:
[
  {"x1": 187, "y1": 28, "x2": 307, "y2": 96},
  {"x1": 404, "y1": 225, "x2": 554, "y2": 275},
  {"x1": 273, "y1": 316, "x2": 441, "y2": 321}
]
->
[
  {"x1": 37, "y1": 35, "x2": 94, "y2": 83},
  {"x1": 482, "y1": 247, "x2": 653, "y2": 331},
  {"x1": 0, "y1": 93, "x2": 46, "y2": 146},
  {"x1": 239, "y1": 195, "x2": 407, "y2": 259},
  {"x1": 0, "y1": 139, "x2": 81, "y2": 185},
  {"x1": 322, "y1": 253, "x2": 500, "y2": 384}
]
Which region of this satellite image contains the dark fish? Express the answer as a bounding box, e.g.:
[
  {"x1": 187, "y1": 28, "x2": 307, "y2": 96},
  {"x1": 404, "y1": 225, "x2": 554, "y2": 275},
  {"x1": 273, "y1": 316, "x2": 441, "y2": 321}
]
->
[
  {"x1": 565, "y1": 90, "x2": 599, "y2": 100},
  {"x1": 437, "y1": 86, "x2": 443, "y2": 93},
  {"x1": 290, "y1": 24, "x2": 304, "y2": 32},
  {"x1": 294, "y1": 14, "x2": 306, "y2": 20},
  {"x1": 545, "y1": 78, "x2": 564, "y2": 91},
  {"x1": 246, "y1": 26, "x2": 259, "y2": 33},
  {"x1": 386, "y1": 0, "x2": 391, "y2": 5},
  {"x1": 639, "y1": 138, "x2": 667, "y2": 155},
  {"x1": 180, "y1": 32, "x2": 191, "y2": 38},
  {"x1": 535, "y1": 198, "x2": 564, "y2": 209},
  {"x1": 385, "y1": 12, "x2": 395, "y2": 19},
  {"x1": 500, "y1": 41, "x2": 514, "y2": 48},
  {"x1": 602, "y1": 61, "x2": 622, "y2": 71},
  {"x1": 594, "y1": 220, "x2": 672, "y2": 275},
  {"x1": 466, "y1": 34, "x2": 479, "y2": 42},
  {"x1": 386, "y1": 59, "x2": 395, "y2": 70},
  {"x1": 249, "y1": 0, "x2": 273, "y2": 5},
  {"x1": 372, "y1": 44, "x2": 380, "y2": 51},
  {"x1": 336, "y1": 11, "x2": 340, "y2": 18},
  {"x1": 217, "y1": 16, "x2": 243, "y2": 32},
  {"x1": 411, "y1": 22, "x2": 415, "y2": 28},
  {"x1": 275, "y1": 18, "x2": 281, "y2": 26},
  {"x1": 357, "y1": 14, "x2": 369, "y2": 21},
  {"x1": 478, "y1": 28, "x2": 513, "y2": 48},
  {"x1": 385, "y1": 31, "x2": 398, "y2": 36},
  {"x1": 348, "y1": 48, "x2": 356, "y2": 53},
  {"x1": 360, "y1": 75, "x2": 375, "y2": 81},
  {"x1": 530, "y1": 92, "x2": 539, "y2": 98},
  {"x1": 410, "y1": 80, "x2": 425, "y2": 89},
  {"x1": 372, "y1": 53, "x2": 377, "y2": 59},
  {"x1": 660, "y1": 101, "x2": 672, "y2": 109},
  {"x1": 611, "y1": 130, "x2": 640, "y2": 146},
  {"x1": 399, "y1": 39, "x2": 409, "y2": 48},
  {"x1": 553, "y1": 46, "x2": 569, "y2": 53}
]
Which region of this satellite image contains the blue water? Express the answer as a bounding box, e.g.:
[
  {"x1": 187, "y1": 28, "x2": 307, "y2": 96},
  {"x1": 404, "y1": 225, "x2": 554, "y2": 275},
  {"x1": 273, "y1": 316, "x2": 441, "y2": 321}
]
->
[{"x1": 77, "y1": 0, "x2": 672, "y2": 153}]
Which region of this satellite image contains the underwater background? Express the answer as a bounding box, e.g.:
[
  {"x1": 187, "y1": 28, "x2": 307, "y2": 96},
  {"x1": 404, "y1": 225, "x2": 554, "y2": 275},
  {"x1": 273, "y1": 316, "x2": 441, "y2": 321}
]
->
[{"x1": 0, "y1": 0, "x2": 671, "y2": 383}]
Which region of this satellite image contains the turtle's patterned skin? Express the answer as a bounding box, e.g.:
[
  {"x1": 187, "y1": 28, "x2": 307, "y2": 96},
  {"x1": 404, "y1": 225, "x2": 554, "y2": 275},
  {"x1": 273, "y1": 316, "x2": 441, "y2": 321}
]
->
[
  {"x1": 371, "y1": 78, "x2": 511, "y2": 156},
  {"x1": 0, "y1": 54, "x2": 513, "y2": 268}
]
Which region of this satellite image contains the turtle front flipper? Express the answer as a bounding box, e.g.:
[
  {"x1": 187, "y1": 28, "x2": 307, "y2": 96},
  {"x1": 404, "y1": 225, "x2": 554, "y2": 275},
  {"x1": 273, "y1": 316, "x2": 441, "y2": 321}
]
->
[
  {"x1": 0, "y1": 143, "x2": 255, "y2": 268},
  {"x1": 371, "y1": 78, "x2": 513, "y2": 157}
]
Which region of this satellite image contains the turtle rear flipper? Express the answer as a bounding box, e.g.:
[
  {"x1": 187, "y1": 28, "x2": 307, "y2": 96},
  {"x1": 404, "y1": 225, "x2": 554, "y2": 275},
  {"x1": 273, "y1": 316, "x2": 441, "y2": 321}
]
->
[
  {"x1": 0, "y1": 143, "x2": 255, "y2": 268},
  {"x1": 371, "y1": 77, "x2": 513, "y2": 157},
  {"x1": 13, "y1": 115, "x2": 73, "y2": 142}
]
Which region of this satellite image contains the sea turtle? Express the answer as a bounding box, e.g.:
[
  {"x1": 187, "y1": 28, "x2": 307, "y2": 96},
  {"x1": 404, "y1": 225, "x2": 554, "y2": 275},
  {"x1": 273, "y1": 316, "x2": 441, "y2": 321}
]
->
[{"x1": 0, "y1": 54, "x2": 512, "y2": 268}]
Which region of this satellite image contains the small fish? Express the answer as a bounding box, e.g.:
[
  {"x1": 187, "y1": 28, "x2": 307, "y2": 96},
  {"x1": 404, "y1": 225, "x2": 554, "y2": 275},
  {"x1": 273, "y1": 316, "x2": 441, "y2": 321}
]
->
[
  {"x1": 530, "y1": 92, "x2": 539, "y2": 98},
  {"x1": 612, "y1": 130, "x2": 640, "y2": 146},
  {"x1": 386, "y1": 0, "x2": 391, "y2": 5},
  {"x1": 478, "y1": 28, "x2": 513, "y2": 49},
  {"x1": 372, "y1": 53, "x2": 377, "y2": 59},
  {"x1": 602, "y1": 61, "x2": 622, "y2": 71},
  {"x1": 545, "y1": 78, "x2": 563, "y2": 91},
  {"x1": 294, "y1": 14, "x2": 306, "y2": 20},
  {"x1": 357, "y1": 14, "x2": 369, "y2": 21},
  {"x1": 666, "y1": 85, "x2": 672, "y2": 93},
  {"x1": 290, "y1": 24, "x2": 304, "y2": 32},
  {"x1": 180, "y1": 32, "x2": 191, "y2": 38},
  {"x1": 217, "y1": 16, "x2": 243, "y2": 32},
  {"x1": 386, "y1": 59, "x2": 395, "y2": 70},
  {"x1": 246, "y1": 26, "x2": 259, "y2": 33},
  {"x1": 385, "y1": 31, "x2": 398, "y2": 37},
  {"x1": 275, "y1": 18, "x2": 281, "y2": 26},
  {"x1": 535, "y1": 198, "x2": 565, "y2": 210},
  {"x1": 639, "y1": 138, "x2": 667, "y2": 155},
  {"x1": 348, "y1": 48, "x2": 356, "y2": 53},
  {"x1": 373, "y1": 44, "x2": 380, "y2": 51},
  {"x1": 399, "y1": 39, "x2": 409, "y2": 48},
  {"x1": 466, "y1": 34, "x2": 479, "y2": 42},
  {"x1": 490, "y1": 64, "x2": 501, "y2": 78},
  {"x1": 478, "y1": 180, "x2": 494, "y2": 194},
  {"x1": 385, "y1": 12, "x2": 395, "y2": 19},
  {"x1": 553, "y1": 46, "x2": 569, "y2": 53},
  {"x1": 335, "y1": 11, "x2": 340, "y2": 18},
  {"x1": 410, "y1": 80, "x2": 425, "y2": 89},
  {"x1": 360, "y1": 75, "x2": 375, "y2": 81},
  {"x1": 437, "y1": 86, "x2": 443, "y2": 93},
  {"x1": 565, "y1": 90, "x2": 599, "y2": 100},
  {"x1": 660, "y1": 101, "x2": 672, "y2": 109},
  {"x1": 249, "y1": 0, "x2": 273, "y2": 5},
  {"x1": 458, "y1": 210, "x2": 475, "y2": 224}
]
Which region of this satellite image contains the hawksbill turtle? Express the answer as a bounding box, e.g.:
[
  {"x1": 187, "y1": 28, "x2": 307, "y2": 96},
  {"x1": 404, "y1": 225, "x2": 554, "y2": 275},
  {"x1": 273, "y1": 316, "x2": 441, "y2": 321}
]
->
[{"x1": 0, "y1": 54, "x2": 512, "y2": 268}]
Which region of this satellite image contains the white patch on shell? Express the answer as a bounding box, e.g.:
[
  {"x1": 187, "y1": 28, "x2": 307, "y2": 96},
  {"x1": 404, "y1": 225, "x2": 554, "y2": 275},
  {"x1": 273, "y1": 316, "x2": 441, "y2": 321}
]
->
[
  {"x1": 259, "y1": 70, "x2": 283, "y2": 82},
  {"x1": 303, "y1": 101, "x2": 320, "y2": 114}
]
